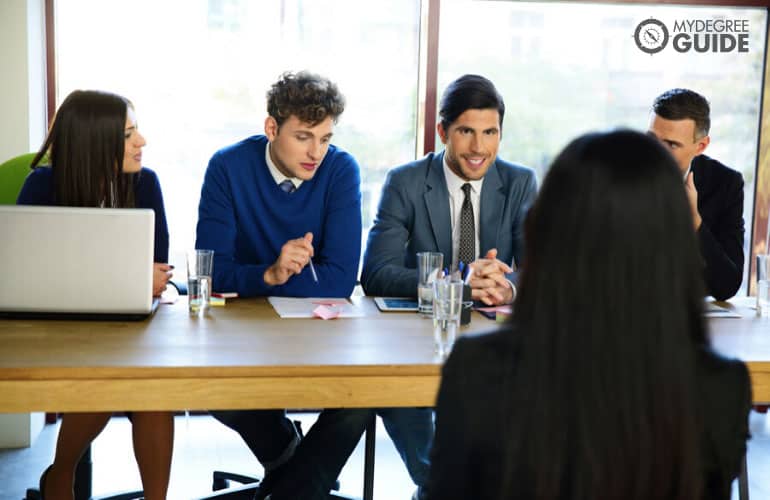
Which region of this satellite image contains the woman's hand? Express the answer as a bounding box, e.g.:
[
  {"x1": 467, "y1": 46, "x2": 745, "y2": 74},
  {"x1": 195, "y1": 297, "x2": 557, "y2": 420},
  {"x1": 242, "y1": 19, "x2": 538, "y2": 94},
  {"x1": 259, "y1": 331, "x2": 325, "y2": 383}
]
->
[{"x1": 152, "y1": 263, "x2": 174, "y2": 297}]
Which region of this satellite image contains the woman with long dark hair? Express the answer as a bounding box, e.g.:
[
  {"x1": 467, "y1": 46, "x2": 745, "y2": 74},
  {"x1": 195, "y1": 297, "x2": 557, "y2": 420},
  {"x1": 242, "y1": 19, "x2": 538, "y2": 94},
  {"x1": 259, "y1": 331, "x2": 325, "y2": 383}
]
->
[
  {"x1": 17, "y1": 90, "x2": 174, "y2": 500},
  {"x1": 426, "y1": 130, "x2": 751, "y2": 500}
]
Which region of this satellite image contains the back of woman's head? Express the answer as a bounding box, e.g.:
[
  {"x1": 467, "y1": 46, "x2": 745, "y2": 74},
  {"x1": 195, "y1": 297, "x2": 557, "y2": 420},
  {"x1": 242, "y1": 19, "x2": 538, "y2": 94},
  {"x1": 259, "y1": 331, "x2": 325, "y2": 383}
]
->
[
  {"x1": 503, "y1": 129, "x2": 706, "y2": 500},
  {"x1": 33, "y1": 90, "x2": 132, "y2": 207}
]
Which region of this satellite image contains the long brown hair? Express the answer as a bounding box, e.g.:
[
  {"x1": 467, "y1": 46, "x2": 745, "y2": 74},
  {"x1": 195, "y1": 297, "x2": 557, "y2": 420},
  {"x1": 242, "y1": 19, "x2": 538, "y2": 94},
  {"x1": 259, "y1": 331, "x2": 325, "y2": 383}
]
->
[{"x1": 32, "y1": 90, "x2": 135, "y2": 208}]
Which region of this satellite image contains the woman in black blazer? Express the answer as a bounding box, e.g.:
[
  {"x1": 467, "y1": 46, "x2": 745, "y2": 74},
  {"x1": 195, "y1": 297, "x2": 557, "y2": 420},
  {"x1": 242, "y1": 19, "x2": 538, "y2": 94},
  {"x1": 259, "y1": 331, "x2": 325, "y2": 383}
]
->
[{"x1": 427, "y1": 130, "x2": 751, "y2": 500}]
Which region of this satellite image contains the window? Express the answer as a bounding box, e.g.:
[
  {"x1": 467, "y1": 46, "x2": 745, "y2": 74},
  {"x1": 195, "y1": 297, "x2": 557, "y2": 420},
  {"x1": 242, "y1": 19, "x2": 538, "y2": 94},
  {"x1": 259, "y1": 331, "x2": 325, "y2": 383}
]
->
[
  {"x1": 54, "y1": 0, "x2": 767, "y2": 291},
  {"x1": 438, "y1": 1, "x2": 766, "y2": 291},
  {"x1": 55, "y1": 0, "x2": 420, "y2": 269}
]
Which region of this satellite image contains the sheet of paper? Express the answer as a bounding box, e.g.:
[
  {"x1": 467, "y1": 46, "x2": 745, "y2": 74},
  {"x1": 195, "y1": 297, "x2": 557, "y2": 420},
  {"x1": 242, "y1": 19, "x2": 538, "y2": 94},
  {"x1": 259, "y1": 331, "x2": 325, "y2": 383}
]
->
[
  {"x1": 268, "y1": 297, "x2": 364, "y2": 318},
  {"x1": 704, "y1": 300, "x2": 742, "y2": 318}
]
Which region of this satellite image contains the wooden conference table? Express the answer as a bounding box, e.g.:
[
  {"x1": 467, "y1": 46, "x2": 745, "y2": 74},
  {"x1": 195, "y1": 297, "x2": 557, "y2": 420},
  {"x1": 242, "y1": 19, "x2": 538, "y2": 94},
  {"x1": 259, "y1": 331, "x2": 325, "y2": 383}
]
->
[{"x1": 0, "y1": 296, "x2": 768, "y2": 497}]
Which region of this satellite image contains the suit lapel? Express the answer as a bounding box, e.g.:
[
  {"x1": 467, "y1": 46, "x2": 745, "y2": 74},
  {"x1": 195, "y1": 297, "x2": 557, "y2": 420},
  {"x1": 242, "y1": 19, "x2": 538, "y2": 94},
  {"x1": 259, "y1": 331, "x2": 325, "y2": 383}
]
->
[
  {"x1": 424, "y1": 153, "x2": 453, "y2": 260},
  {"x1": 479, "y1": 162, "x2": 504, "y2": 255}
]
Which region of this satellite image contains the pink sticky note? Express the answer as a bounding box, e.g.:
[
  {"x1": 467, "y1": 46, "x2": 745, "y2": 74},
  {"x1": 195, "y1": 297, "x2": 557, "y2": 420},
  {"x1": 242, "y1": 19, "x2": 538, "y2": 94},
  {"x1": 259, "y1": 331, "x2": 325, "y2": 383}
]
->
[
  {"x1": 475, "y1": 305, "x2": 512, "y2": 314},
  {"x1": 313, "y1": 305, "x2": 341, "y2": 320}
]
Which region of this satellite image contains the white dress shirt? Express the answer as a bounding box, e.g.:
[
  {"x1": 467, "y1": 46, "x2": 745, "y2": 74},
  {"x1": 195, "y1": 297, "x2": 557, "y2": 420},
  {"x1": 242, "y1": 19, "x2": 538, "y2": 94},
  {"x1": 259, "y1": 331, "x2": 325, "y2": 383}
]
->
[
  {"x1": 266, "y1": 142, "x2": 304, "y2": 190},
  {"x1": 442, "y1": 156, "x2": 483, "y2": 271}
]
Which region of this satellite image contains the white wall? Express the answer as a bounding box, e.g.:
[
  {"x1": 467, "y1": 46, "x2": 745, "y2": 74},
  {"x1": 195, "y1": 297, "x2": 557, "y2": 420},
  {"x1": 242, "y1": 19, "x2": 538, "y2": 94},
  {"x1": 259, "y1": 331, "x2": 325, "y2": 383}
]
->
[
  {"x1": 0, "y1": 0, "x2": 47, "y2": 160},
  {"x1": 0, "y1": 0, "x2": 47, "y2": 447}
]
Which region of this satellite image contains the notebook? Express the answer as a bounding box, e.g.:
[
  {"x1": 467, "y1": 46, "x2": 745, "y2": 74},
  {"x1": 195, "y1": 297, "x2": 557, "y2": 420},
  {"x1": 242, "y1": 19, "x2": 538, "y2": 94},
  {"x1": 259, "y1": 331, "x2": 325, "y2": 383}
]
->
[{"x1": 0, "y1": 205, "x2": 158, "y2": 320}]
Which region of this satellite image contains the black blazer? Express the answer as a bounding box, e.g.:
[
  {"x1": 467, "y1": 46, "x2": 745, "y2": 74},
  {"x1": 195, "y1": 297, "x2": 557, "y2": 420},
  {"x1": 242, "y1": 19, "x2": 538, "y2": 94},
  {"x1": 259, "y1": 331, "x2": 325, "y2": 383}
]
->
[
  {"x1": 692, "y1": 155, "x2": 745, "y2": 301},
  {"x1": 427, "y1": 330, "x2": 751, "y2": 500}
]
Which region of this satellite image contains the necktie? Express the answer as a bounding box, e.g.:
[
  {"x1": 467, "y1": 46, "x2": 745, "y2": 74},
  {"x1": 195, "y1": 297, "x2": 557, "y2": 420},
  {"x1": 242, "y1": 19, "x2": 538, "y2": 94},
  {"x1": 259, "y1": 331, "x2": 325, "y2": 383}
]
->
[
  {"x1": 279, "y1": 180, "x2": 296, "y2": 194},
  {"x1": 458, "y1": 183, "x2": 475, "y2": 265}
]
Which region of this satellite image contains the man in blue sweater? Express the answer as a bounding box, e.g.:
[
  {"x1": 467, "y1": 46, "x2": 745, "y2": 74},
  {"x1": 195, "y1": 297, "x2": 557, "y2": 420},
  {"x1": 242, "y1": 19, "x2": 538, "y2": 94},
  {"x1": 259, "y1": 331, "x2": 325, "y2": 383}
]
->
[
  {"x1": 196, "y1": 71, "x2": 372, "y2": 500},
  {"x1": 361, "y1": 74, "x2": 538, "y2": 500}
]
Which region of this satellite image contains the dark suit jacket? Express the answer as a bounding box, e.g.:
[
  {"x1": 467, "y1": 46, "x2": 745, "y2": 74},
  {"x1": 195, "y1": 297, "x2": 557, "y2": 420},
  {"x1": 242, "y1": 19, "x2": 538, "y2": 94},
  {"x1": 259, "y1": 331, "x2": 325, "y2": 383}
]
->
[
  {"x1": 427, "y1": 331, "x2": 751, "y2": 500},
  {"x1": 692, "y1": 155, "x2": 745, "y2": 300},
  {"x1": 361, "y1": 152, "x2": 537, "y2": 297}
]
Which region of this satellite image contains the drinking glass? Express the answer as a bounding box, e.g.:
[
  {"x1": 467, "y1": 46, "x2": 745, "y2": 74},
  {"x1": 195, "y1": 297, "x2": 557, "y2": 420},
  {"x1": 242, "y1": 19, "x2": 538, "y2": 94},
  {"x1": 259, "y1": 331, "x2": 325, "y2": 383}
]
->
[
  {"x1": 432, "y1": 277, "x2": 463, "y2": 358},
  {"x1": 187, "y1": 249, "x2": 214, "y2": 316},
  {"x1": 758, "y1": 254, "x2": 769, "y2": 318},
  {"x1": 417, "y1": 251, "x2": 443, "y2": 316}
]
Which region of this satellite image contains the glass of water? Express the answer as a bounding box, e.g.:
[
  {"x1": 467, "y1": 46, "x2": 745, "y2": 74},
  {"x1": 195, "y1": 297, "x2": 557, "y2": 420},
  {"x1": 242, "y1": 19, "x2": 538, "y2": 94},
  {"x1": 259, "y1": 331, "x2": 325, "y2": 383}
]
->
[
  {"x1": 417, "y1": 251, "x2": 443, "y2": 316},
  {"x1": 187, "y1": 249, "x2": 214, "y2": 316},
  {"x1": 757, "y1": 254, "x2": 769, "y2": 318},
  {"x1": 432, "y1": 277, "x2": 463, "y2": 358}
]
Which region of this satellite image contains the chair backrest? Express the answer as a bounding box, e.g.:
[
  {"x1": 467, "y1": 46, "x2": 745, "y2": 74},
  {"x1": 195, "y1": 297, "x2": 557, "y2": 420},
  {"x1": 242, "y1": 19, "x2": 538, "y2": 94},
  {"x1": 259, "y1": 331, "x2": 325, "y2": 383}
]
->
[{"x1": 0, "y1": 152, "x2": 36, "y2": 205}]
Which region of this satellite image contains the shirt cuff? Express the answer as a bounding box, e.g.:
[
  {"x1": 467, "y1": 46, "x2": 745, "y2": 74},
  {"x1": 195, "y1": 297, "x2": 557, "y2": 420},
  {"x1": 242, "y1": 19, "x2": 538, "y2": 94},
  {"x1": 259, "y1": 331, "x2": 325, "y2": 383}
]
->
[{"x1": 506, "y1": 279, "x2": 517, "y2": 304}]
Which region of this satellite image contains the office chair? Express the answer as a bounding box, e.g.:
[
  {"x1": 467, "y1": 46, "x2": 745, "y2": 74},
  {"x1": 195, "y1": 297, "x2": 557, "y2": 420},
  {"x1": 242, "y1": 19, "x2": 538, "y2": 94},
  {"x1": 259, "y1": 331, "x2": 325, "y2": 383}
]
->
[
  {"x1": 0, "y1": 152, "x2": 36, "y2": 204},
  {"x1": 24, "y1": 445, "x2": 143, "y2": 500},
  {"x1": 196, "y1": 415, "x2": 378, "y2": 500}
]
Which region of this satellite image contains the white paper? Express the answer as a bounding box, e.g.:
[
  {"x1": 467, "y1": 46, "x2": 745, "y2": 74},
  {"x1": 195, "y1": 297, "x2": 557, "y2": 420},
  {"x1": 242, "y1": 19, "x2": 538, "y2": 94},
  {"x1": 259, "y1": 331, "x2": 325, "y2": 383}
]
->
[
  {"x1": 267, "y1": 297, "x2": 364, "y2": 318},
  {"x1": 704, "y1": 300, "x2": 742, "y2": 318}
]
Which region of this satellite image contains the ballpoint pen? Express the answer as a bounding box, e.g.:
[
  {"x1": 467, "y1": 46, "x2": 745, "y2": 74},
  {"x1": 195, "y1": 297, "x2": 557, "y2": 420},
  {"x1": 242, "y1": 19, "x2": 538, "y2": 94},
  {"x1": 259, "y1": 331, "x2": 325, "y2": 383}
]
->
[
  {"x1": 464, "y1": 265, "x2": 474, "y2": 285},
  {"x1": 308, "y1": 259, "x2": 319, "y2": 283}
]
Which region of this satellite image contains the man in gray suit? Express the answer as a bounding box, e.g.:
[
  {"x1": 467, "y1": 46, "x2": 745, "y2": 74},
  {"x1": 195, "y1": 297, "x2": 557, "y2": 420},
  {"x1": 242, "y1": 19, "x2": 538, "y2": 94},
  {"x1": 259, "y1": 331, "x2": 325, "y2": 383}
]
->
[{"x1": 361, "y1": 74, "x2": 537, "y2": 499}]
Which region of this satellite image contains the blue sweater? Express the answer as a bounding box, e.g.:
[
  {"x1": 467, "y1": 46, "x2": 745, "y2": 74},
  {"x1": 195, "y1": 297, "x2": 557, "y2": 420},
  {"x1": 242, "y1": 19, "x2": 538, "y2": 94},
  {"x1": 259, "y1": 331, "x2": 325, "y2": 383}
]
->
[
  {"x1": 195, "y1": 135, "x2": 362, "y2": 297},
  {"x1": 16, "y1": 167, "x2": 170, "y2": 262}
]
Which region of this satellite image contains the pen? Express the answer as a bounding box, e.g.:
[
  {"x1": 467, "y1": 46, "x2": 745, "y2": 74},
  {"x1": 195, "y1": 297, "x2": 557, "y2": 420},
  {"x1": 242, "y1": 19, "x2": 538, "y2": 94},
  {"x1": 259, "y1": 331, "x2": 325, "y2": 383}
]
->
[
  {"x1": 308, "y1": 259, "x2": 319, "y2": 283},
  {"x1": 464, "y1": 265, "x2": 474, "y2": 285}
]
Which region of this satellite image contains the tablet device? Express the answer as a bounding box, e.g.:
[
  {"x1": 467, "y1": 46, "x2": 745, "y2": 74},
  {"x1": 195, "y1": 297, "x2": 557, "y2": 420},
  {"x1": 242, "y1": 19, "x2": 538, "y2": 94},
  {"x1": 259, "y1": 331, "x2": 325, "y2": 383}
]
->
[{"x1": 374, "y1": 297, "x2": 419, "y2": 312}]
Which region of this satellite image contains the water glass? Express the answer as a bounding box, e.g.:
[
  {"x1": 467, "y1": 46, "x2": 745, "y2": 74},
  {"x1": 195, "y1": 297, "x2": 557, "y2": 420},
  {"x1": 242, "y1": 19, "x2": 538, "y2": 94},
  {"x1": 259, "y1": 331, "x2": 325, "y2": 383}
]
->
[
  {"x1": 758, "y1": 254, "x2": 770, "y2": 318},
  {"x1": 187, "y1": 249, "x2": 214, "y2": 316},
  {"x1": 417, "y1": 251, "x2": 443, "y2": 316},
  {"x1": 432, "y1": 277, "x2": 463, "y2": 358}
]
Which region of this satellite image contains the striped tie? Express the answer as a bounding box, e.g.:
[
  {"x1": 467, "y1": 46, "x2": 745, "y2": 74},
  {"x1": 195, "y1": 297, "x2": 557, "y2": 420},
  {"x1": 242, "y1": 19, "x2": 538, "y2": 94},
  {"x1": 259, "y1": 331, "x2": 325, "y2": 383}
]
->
[{"x1": 279, "y1": 180, "x2": 296, "y2": 194}]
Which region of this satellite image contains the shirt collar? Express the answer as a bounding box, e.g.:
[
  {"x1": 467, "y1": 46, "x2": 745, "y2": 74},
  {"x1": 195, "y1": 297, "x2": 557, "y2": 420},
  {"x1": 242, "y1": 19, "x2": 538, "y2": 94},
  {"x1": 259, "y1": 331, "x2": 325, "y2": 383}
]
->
[
  {"x1": 683, "y1": 163, "x2": 691, "y2": 181},
  {"x1": 265, "y1": 142, "x2": 303, "y2": 189}
]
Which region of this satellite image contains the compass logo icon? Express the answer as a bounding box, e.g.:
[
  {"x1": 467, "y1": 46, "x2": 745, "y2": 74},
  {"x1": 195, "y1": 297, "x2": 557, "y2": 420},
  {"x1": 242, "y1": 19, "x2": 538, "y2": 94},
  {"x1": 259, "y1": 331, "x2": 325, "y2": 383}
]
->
[{"x1": 634, "y1": 18, "x2": 669, "y2": 54}]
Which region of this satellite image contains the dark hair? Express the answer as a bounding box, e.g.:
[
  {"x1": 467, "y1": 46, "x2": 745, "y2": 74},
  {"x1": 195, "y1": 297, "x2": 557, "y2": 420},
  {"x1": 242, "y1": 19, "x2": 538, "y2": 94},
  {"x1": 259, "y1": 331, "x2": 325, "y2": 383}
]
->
[
  {"x1": 652, "y1": 88, "x2": 711, "y2": 139},
  {"x1": 266, "y1": 71, "x2": 345, "y2": 128},
  {"x1": 438, "y1": 74, "x2": 505, "y2": 131},
  {"x1": 501, "y1": 130, "x2": 707, "y2": 500},
  {"x1": 32, "y1": 90, "x2": 134, "y2": 208}
]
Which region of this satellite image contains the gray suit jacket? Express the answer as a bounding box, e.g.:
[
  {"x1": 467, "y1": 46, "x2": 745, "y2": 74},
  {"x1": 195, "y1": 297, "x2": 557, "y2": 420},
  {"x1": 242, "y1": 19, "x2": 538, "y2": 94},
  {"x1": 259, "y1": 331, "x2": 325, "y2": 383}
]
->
[{"x1": 361, "y1": 151, "x2": 537, "y2": 297}]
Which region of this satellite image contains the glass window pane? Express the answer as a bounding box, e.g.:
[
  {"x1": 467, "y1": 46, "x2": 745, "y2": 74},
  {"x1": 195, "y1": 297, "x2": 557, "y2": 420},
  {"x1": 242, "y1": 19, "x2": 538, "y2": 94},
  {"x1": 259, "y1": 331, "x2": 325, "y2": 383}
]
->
[
  {"x1": 55, "y1": 0, "x2": 420, "y2": 269},
  {"x1": 438, "y1": 1, "x2": 767, "y2": 293}
]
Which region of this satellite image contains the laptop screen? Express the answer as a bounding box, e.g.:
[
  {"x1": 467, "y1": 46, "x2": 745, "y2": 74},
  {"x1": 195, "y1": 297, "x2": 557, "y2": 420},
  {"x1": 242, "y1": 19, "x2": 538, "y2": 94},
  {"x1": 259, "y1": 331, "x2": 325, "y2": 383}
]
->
[{"x1": 0, "y1": 206, "x2": 155, "y2": 318}]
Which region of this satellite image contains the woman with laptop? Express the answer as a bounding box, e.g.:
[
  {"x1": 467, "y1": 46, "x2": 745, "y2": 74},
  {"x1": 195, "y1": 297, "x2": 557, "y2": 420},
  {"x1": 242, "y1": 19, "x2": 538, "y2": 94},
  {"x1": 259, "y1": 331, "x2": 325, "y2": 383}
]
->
[
  {"x1": 17, "y1": 90, "x2": 174, "y2": 500},
  {"x1": 426, "y1": 130, "x2": 751, "y2": 500}
]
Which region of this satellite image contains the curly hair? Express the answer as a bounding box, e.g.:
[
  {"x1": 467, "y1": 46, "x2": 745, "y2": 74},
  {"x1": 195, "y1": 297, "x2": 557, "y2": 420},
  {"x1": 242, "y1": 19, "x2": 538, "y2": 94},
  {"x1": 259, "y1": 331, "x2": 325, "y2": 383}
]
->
[{"x1": 267, "y1": 71, "x2": 345, "y2": 127}]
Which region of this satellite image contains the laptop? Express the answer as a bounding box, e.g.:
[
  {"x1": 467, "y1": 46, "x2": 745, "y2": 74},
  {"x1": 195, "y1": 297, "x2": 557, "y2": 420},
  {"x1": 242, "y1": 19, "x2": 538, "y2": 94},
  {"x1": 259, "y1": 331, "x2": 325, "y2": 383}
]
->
[{"x1": 0, "y1": 205, "x2": 158, "y2": 320}]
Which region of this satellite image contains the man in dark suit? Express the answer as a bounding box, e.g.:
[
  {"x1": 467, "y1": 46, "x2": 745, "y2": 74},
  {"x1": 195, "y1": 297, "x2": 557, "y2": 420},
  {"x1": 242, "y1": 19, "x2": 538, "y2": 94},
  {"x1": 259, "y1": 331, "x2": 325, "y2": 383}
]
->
[
  {"x1": 648, "y1": 88, "x2": 745, "y2": 301},
  {"x1": 361, "y1": 74, "x2": 537, "y2": 499}
]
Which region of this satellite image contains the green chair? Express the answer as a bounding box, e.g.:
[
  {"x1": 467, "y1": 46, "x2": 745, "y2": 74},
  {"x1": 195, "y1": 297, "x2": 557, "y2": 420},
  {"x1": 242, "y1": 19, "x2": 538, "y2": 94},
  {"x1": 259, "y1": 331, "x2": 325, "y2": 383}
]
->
[{"x1": 0, "y1": 152, "x2": 36, "y2": 204}]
